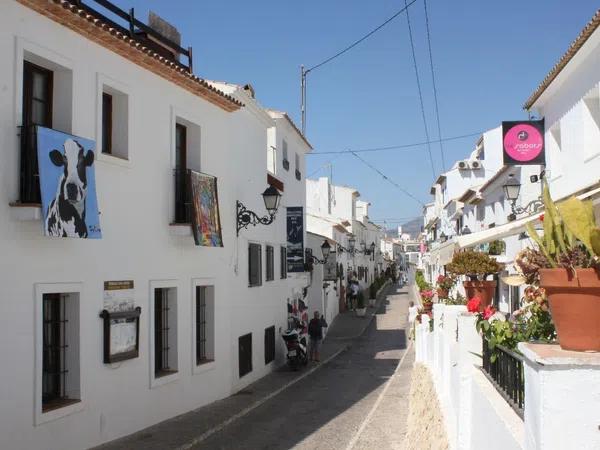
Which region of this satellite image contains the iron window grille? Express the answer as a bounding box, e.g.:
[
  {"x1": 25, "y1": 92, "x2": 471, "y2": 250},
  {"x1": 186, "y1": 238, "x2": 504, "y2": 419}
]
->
[
  {"x1": 196, "y1": 286, "x2": 208, "y2": 365},
  {"x1": 20, "y1": 61, "x2": 53, "y2": 204},
  {"x1": 102, "y1": 92, "x2": 113, "y2": 154},
  {"x1": 280, "y1": 246, "x2": 288, "y2": 279},
  {"x1": 238, "y1": 333, "x2": 253, "y2": 378},
  {"x1": 295, "y1": 169, "x2": 302, "y2": 181},
  {"x1": 42, "y1": 293, "x2": 68, "y2": 411},
  {"x1": 154, "y1": 288, "x2": 174, "y2": 377},
  {"x1": 249, "y1": 243, "x2": 262, "y2": 287},
  {"x1": 482, "y1": 339, "x2": 525, "y2": 418},
  {"x1": 264, "y1": 326, "x2": 275, "y2": 365},
  {"x1": 266, "y1": 245, "x2": 275, "y2": 281},
  {"x1": 282, "y1": 159, "x2": 290, "y2": 171}
]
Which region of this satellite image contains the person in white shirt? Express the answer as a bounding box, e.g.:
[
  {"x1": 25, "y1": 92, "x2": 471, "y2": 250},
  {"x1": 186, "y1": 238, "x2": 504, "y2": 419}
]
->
[{"x1": 408, "y1": 300, "x2": 419, "y2": 339}]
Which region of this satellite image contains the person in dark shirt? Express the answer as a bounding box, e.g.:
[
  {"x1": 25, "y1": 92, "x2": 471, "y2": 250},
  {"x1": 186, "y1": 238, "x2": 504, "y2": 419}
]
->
[{"x1": 308, "y1": 311, "x2": 328, "y2": 362}]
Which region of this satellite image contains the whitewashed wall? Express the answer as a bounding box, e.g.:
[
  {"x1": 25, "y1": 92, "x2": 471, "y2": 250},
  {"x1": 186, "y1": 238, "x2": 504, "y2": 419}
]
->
[{"x1": 0, "y1": 3, "x2": 308, "y2": 449}]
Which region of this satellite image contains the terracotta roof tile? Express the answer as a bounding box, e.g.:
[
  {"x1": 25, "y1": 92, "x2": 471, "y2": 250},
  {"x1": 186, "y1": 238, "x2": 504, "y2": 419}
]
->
[{"x1": 524, "y1": 9, "x2": 600, "y2": 110}]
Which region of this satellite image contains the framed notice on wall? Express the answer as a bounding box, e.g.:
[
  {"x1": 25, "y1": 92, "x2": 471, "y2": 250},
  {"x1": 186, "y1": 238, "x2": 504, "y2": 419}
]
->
[
  {"x1": 502, "y1": 119, "x2": 545, "y2": 165},
  {"x1": 100, "y1": 281, "x2": 141, "y2": 364}
]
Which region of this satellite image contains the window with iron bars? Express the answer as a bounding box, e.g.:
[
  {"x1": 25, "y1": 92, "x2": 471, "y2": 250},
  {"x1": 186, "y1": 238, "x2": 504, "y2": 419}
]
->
[
  {"x1": 266, "y1": 245, "x2": 274, "y2": 282},
  {"x1": 196, "y1": 286, "x2": 207, "y2": 365},
  {"x1": 42, "y1": 293, "x2": 68, "y2": 411},
  {"x1": 280, "y1": 246, "x2": 287, "y2": 279},
  {"x1": 264, "y1": 326, "x2": 275, "y2": 365},
  {"x1": 154, "y1": 288, "x2": 177, "y2": 377}
]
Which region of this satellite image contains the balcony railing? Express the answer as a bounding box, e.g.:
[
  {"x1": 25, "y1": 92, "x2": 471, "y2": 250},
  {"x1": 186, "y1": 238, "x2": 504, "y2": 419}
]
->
[
  {"x1": 173, "y1": 168, "x2": 191, "y2": 224},
  {"x1": 19, "y1": 124, "x2": 41, "y2": 204},
  {"x1": 67, "y1": 0, "x2": 193, "y2": 72},
  {"x1": 482, "y1": 339, "x2": 524, "y2": 418}
]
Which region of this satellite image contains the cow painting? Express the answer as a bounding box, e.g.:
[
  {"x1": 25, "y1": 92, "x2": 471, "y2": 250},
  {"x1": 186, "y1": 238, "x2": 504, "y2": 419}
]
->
[
  {"x1": 45, "y1": 139, "x2": 94, "y2": 237},
  {"x1": 36, "y1": 127, "x2": 101, "y2": 239}
]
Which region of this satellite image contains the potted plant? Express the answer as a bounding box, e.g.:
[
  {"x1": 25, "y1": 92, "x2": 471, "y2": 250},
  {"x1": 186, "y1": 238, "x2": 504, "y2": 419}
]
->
[
  {"x1": 522, "y1": 185, "x2": 600, "y2": 351},
  {"x1": 421, "y1": 289, "x2": 434, "y2": 312},
  {"x1": 356, "y1": 291, "x2": 367, "y2": 317},
  {"x1": 369, "y1": 282, "x2": 377, "y2": 307},
  {"x1": 436, "y1": 274, "x2": 455, "y2": 299},
  {"x1": 447, "y1": 250, "x2": 504, "y2": 310}
]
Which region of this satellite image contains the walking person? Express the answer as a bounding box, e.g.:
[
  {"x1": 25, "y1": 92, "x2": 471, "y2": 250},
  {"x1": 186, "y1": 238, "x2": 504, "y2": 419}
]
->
[
  {"x1": 408, "y1": 300, "x2": 419, "y2": 340},
  {"x1": 308, "y1": 311, "x2": 328, "y2": 362},
  {"x1": 349, "y1": 280, "x2": 359, "y2": 311}
]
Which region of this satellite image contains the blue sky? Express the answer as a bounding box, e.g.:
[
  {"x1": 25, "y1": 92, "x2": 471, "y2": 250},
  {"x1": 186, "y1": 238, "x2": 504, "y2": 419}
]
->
[{"x1": 113, "y1": 0, "x2": 595, "y2": 227}]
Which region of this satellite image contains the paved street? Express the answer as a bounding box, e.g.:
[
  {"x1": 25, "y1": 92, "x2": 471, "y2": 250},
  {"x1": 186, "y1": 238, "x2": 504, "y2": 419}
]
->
[{"x1": 192, "y1": 284, "x2": 413, "y2": 450}]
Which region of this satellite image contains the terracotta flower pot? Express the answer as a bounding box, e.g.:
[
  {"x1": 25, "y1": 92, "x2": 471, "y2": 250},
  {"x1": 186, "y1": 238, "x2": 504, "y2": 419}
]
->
[
  {"x1": 437, "y1": 288, "x2": 449, "y2": 299},
  {"x1": 463, "y1": 280, "x2": 496, "y2": 310},
  {"x1": 539, "y1": 268, "x2": 600, "y2": 352},
  {"x1": 422, "y1": 302, "x2": 433, "y2": 312}
]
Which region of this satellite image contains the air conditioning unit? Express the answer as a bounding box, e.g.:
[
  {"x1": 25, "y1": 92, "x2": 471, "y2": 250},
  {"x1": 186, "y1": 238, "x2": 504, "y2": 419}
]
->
[
  {"x1": 457, "y1": 160, "x2": 471, "y2": 170},
  {"x1": 470, "y1": 160, "x2": 483, "y2": 170}
]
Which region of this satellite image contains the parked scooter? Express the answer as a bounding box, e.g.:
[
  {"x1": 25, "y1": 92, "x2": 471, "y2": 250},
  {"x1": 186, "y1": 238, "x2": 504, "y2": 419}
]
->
[{"x1": 281, "y1": 317, "x2": 308, "y2": 370}]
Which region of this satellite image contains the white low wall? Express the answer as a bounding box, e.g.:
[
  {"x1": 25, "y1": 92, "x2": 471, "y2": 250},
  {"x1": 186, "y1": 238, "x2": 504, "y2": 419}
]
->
[{"x1": 415, "y1": 304, "x2": 524, "y2": 450}]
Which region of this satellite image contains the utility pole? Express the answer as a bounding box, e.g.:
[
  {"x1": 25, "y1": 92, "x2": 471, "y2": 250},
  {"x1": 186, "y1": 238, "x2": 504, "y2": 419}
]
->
[{"x1": 300, "y1": 65, "x2": 307, "y2": 136}]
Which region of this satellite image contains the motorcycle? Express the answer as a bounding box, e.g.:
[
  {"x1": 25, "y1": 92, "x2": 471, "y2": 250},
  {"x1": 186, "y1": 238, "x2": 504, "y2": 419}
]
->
[{"x1": 281, "y1": 317, "x2": 308, "y2": 370}]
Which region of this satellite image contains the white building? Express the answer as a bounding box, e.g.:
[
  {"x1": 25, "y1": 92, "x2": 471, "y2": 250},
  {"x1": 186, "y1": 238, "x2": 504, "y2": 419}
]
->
[{"x1": 0, "y1": 2, "x2": 310, "y2": 449}]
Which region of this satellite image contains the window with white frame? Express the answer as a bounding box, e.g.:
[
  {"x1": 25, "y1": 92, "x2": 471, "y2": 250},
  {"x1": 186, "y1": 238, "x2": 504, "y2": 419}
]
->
[
  {"x1": 36, "y1": 289, "x2": 81, "y2": 419},
  {"x1": 249, "y1": 243, "x2": 262, "y2": 287},
  {"x1": 280, "y1": 246, "x2": 288, "y2": 279},
  {"x1": 266, "y1": 245, "x2": 275, "y2": 281},
  {"x1": 100, "y1": 84, "x2": 129, "y2": 159},
  {"x1": 282, "y1": 139, "x2": 289, "y2": 170},
  {"x1": 194, "y1": 285, "x2": 215, "y2": 365},
  {"x1": 153, "y1": 287, "x2": 178, "y2": 378}
]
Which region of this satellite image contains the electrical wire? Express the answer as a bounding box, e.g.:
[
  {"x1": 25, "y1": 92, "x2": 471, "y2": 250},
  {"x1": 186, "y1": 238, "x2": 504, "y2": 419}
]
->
[
  {"x1": 349, "y1": 150, "x2": 425, "y2": 206},
  {"x1": 306, "y1": 130, "x2": 484, "y2": 155},
  {"x1": 306, "y1": 0, "x2": 418, "y2": 74},
  {"x1": 423, "y1": 0, "x2": 446, "y2": 171},
  {"x1": 404, "y1": 0, "x2": 435, "y2": 179}
]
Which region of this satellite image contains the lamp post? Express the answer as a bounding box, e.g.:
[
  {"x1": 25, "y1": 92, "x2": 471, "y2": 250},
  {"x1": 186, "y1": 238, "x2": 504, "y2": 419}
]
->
[
  {"x1": 236, "y1": 186, "x2": 282, "y2": 235},
  {"x1": 370, "y1": 242, "x2": 376, "y2": 261},
  {"x1": 306, "y1": 240, "x2": 332, "y2": 265},
  {"x1": 502, "y1": 174, "x2": 543, "y2": 221}
]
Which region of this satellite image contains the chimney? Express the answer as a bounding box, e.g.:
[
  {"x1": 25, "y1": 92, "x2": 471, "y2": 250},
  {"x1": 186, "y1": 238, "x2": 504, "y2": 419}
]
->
[{"x1": 137, "y1": 12, "x2": 182, "y2": 61}]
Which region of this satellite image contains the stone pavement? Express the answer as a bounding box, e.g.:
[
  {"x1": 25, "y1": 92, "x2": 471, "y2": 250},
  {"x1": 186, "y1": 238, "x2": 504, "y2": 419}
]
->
[{"x1": 94, "y1": 282, "x2": 397, "y2": 450}]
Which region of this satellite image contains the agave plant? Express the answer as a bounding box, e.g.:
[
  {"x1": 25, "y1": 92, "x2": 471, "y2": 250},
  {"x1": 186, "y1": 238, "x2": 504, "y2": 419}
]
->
[{"x1": 526, "y1": 185, "x2": 600, "y2": 269}]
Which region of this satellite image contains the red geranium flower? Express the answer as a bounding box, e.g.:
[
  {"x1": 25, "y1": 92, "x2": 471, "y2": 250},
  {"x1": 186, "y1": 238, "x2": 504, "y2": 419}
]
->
[
  {"x1": 539, "y1": 213, "x2": 544, "y2": 222},
  {"x1": 467, "y1": 296, "x2": 481, "y2": 313},
  {"x1": 483, "y1": 305, "x2": 496, "y2": 320}
]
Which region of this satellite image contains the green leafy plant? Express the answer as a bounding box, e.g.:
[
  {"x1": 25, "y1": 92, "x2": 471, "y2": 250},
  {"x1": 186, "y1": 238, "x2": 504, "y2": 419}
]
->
[
  {"x1": 415, "y1": 270, "x2": 432, "y2": 291},
  {"x1": 442, "y1": 293, "x2": 467, "y2": 305},
  {"x1": 488, "y1": 240, "x2": 506, "y2": 256},
  {"x1": 357, "y1": 291, "x2": 366, "y2": 309},
  {"x1": 526, "y1": 185, "x2": 599, "y2": 270},
  {"x1": 446, "y1": 250, "x2": 504, "y2": 279}
]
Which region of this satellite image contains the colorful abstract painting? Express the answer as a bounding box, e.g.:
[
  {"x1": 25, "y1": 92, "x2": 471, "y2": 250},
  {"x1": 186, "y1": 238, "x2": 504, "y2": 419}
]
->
[{"x1": 189, "y1": 171, "x2": 223, "y2": 247}]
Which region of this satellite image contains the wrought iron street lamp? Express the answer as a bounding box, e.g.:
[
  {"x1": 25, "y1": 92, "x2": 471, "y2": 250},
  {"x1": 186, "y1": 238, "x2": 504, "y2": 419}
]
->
[
  {"x1": 306, "y1": 240, "x2": 332, "y2": 265},
  {"x1": 236, "y1": 186, "x2": 282, "y2": 235},
  {"x1": 502, "y1": 174, "x2": 543, "y2": 221}
]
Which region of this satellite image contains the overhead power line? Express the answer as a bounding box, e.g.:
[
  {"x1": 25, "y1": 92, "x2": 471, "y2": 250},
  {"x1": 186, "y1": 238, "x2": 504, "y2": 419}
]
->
[
  {"x1": 349, "y1": 151, "x2": 425, "y2": 206},
  {"x1": 404, "y1": 0, "x2": 435, "y2": 179},
  {"x1": 306, "y1": 0, "x2": 418, "y2": 74},
  {"x1": 423, "y1": 0, "x2": 446, "y2": 171},
  {"x1": 307, "y1": 130, "x2": 484, "y2": 155}
]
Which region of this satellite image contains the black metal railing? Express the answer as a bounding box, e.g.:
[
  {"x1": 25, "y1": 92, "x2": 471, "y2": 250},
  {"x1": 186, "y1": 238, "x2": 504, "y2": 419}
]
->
[
  {"x1": 295, "y1": 169, "x2": 302, "y2": 181},
  {"x1": 19, "y1": 124, "x2": 41, "y2": 204},
  {"x1": 173, "y1": 168, "x2": 191, "y2": 224},
  {"x1": 67, "y1": 0, "x2": 193, "y2": 72},
  {"x1": 482, "y1": 339, "x2": 525, "y2": 418}
]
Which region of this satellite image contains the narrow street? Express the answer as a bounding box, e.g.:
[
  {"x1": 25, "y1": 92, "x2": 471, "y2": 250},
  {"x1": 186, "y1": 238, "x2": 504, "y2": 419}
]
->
[{"x1": 193, "y1": 285, "x2": 414, "y2": 450}]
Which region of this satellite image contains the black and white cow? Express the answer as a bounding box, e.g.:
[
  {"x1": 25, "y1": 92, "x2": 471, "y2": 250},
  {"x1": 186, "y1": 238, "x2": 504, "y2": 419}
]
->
[{"x1": 45, "y1": 139, "x2": 95, "y2": 238}]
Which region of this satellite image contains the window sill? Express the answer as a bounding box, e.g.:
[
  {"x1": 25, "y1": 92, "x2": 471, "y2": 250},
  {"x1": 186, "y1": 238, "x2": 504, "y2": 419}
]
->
[
  {"x1": 97, "y1": 151, "x2": 131, "y2": 168},
  {"x1": 169, "y1": 223, "x2": 191, "y2": 236},
  {"x1": 36, "y1": 398, "x2": 83, "y2": 426},
  {"x1": 9, "y1": 202, "x2": 42, "y2": 221},
  {"x1": 151, "y1": 370, "x2": 179, "y2": 389},
  {"x1": 584, "y1": 152, "x2": 600, "y2": 163},
  {"x1": 193, "y1": 359, "x2": 216, "y2": 376}
]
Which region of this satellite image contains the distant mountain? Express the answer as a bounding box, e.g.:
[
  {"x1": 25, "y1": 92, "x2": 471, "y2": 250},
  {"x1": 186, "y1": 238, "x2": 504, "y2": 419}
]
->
[{"x1": 400, "y1": 217, "x2": 422, "y2": 239}]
